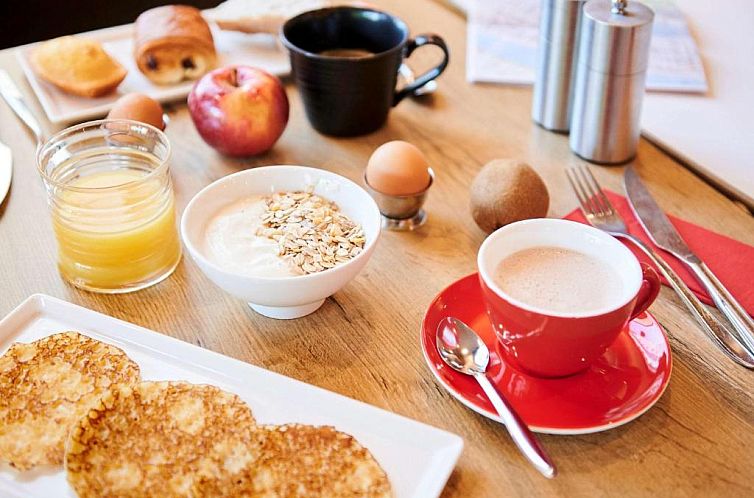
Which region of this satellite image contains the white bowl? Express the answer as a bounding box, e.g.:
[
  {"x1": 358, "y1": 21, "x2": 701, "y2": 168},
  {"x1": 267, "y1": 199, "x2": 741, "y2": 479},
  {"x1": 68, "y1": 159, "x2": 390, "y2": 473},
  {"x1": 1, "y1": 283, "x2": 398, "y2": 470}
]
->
[{"x1": 181, "y1": 165, "x2": 381, "y2": 319}]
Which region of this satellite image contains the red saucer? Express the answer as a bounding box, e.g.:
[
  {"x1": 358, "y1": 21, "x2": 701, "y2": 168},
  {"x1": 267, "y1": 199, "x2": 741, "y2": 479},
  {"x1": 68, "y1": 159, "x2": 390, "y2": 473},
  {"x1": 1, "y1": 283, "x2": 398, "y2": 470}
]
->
[{"x1": 421, "y1": 273, "x2": 672, "y2": 434}]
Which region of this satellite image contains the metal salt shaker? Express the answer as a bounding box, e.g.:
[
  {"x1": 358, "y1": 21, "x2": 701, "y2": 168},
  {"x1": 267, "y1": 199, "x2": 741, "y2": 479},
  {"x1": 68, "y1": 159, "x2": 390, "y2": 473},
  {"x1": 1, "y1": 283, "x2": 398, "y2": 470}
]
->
[
  {"x1": 532, "y1": 0, "x2": 585, "y2": 132},
  {"x1": 569, "y1": 0, "x2": 654, "y2": 164}
]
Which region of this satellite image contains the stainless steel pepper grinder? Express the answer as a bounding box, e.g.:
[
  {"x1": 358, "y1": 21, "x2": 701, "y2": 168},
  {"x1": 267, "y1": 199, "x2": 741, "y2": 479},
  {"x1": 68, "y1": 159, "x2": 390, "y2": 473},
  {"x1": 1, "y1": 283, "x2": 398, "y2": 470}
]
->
[
  {"x1": 569, "y1": 0, "x2": 654, "y2": 164},
  {"x1": 532, "y1": 0, "x2": 585, "y2": 132}
]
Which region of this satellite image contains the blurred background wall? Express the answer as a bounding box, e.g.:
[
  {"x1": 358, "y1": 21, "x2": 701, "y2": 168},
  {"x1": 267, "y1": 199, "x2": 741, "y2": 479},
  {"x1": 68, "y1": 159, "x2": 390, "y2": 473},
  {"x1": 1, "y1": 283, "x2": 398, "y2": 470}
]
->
[{"x1": 0, "y1": 0, "x2": 223, "y2": 49}]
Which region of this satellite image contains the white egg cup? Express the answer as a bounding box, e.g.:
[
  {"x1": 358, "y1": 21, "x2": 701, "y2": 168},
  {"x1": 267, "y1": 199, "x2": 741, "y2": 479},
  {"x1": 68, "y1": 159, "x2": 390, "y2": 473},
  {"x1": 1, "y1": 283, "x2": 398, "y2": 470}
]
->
[{"x1": 181, "y1": 166, "x2": 382, "y2": 319}]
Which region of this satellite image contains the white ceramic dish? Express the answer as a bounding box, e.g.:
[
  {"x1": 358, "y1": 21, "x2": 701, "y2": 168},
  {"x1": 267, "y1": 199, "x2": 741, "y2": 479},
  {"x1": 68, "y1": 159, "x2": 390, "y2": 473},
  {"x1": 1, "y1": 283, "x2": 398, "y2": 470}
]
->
[
  {"x1": 181, "y1": 165, "x2": 382, "y2": 319},
  {"x1": 0, "y1": 294, "x2": 463, "y2": 498},
  {"x1": 15, "y1": 23, "x2": 290, "y2": 124}
]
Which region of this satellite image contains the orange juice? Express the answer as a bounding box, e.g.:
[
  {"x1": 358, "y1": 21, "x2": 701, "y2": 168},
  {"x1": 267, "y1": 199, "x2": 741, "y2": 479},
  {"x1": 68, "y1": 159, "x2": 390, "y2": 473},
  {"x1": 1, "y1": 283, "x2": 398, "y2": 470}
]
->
[
  {"x1": 52, "y1": 169, "x2": 181, "y2": 292},
  {"x1": 38, "y1": 120, "x2": 180, "y2": 293}
]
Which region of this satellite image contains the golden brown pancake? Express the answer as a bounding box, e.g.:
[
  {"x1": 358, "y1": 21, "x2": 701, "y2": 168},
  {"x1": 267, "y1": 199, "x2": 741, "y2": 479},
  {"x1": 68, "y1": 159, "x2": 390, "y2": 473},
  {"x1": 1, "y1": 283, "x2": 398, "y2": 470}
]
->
[
  {"x1": 198, "y1": 424, "x2": 393, "y2": 497},
  {"x1": 0, "y1": 331, "x2": 140, "y2": 471},
  {"x1": 66, "y1": 381, "x2": 257, "y2": 498}
]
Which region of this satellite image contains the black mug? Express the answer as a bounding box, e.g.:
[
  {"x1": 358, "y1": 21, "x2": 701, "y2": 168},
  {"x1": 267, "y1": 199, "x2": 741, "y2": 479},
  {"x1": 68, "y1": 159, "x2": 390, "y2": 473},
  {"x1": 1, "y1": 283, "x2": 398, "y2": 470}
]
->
[{"x1": 281, "y1": 7, "x2": 449, "y2": 136}]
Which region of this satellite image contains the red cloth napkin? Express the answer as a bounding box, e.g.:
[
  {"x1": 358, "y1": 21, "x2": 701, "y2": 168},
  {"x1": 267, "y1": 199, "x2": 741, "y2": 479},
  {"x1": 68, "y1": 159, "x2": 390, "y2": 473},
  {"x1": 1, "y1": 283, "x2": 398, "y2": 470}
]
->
[{"x1": 564, "y1": 190, "x2": 754, "y2": 317}]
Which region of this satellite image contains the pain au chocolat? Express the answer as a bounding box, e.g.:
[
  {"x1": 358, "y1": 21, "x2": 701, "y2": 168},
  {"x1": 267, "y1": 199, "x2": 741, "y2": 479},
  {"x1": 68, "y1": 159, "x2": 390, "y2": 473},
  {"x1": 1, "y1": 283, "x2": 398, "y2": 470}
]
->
[{"x1": 134, "y1": 5, "x2": 217, "y2": 85}]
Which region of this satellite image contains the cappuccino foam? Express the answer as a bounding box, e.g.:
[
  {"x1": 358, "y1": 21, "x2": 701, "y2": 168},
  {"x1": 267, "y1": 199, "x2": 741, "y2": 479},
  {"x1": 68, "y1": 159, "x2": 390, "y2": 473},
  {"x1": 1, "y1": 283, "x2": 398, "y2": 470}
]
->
[{"x1": 493, "y1": 246, "x2": 624, "y2": 313}]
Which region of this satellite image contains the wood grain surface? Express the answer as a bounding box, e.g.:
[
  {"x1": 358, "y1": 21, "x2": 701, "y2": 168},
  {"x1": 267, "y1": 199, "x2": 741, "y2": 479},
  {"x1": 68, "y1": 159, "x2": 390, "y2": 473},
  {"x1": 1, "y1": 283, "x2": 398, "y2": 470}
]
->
[{"x1": 0, "y1": 1, "x2": 752, "y2": 497}]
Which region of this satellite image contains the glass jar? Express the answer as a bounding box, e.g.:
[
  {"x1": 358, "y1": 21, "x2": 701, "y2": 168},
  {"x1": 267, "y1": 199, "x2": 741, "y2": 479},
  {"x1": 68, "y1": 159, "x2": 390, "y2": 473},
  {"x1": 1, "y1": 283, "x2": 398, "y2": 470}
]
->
[{"x1": 37, "y1": 119, "x2": 181, "y2": 293}]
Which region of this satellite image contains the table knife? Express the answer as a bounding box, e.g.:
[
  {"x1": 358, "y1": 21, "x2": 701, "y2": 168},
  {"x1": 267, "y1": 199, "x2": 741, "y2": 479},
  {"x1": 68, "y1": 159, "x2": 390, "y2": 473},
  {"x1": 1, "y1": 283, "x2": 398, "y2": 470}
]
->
[
  {"x1": 624, "y1": 166, "x2": 754, "y2": 356},
  {"x1": 0, "y1": 70, "x2": 45, "y2": 144}
]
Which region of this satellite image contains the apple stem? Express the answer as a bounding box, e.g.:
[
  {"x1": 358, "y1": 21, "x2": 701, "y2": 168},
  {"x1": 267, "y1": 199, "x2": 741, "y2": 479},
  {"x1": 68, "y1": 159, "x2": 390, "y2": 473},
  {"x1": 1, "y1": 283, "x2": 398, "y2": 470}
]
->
[{"x1": 230, "y1": 67, "x2": 238, "y2": 87}]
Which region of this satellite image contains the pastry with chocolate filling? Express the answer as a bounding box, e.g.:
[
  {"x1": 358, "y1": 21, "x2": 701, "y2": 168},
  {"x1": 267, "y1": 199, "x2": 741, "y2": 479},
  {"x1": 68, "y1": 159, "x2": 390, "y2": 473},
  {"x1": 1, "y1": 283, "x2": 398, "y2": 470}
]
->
[{"x1": 134, "y1": 5, "x2": 217, "y2": 85}]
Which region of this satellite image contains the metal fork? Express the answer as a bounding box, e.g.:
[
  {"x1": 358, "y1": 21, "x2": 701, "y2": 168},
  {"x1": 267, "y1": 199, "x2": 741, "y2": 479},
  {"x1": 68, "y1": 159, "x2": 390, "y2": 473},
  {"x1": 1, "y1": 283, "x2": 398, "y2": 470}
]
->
[{"x1": 566, "y1": 165, "x2": 754, "y2": 369}]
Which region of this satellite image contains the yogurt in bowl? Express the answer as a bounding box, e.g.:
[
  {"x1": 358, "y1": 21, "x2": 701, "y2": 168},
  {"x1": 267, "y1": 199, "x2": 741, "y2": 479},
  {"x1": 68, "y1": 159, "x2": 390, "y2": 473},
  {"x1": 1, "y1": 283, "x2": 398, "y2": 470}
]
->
[
  {"x1": 204, "y1": 190, "x2": 367, "y2": 278},
  {"x1": 204, "y1": 196, "x2": 298, "y2": 278},
  {"x1": 181, "y1": 166, "x2": 381, "y2": 319}
]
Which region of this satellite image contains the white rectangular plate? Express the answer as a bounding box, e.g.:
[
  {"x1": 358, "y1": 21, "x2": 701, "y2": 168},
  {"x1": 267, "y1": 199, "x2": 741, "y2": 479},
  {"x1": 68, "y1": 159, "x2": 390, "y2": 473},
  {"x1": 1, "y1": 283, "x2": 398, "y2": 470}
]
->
[
  {"x1": 0, "y1": 294, "x2": 462, "y2": 498},
  {"x1": 16, "y1": 23, "x2": 291, "y2": 124}
]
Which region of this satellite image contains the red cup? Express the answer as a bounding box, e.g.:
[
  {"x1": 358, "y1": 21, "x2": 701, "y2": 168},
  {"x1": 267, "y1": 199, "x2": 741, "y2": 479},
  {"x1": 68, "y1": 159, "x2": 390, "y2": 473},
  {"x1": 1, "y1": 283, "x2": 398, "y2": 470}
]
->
[{"x1": 478, "y1": 219, "x2": 660, "y2": 378}]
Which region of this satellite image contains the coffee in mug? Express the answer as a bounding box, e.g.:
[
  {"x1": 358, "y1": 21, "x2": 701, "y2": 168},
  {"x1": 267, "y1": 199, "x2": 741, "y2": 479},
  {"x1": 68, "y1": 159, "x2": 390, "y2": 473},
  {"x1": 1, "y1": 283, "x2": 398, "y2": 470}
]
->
[
  {"x1": 478, "y1": 219, "x2": 661, "y2": 377},
  {"x1": 318, "y1": 48, "x2": 375, "y2": 58},
  {"x1": 493, "y1": 246, "x2": 623, "y2": 313},
  {"x1": 281, "y1": 7, "x2": 449, "y2": 136}
]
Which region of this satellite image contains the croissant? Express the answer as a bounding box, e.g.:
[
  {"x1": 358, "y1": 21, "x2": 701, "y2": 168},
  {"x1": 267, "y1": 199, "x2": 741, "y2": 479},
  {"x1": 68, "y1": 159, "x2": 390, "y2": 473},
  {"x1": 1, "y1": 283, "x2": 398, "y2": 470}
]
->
[{"x1": 134, "y1": 5, "x2": 217, "y2": 85}]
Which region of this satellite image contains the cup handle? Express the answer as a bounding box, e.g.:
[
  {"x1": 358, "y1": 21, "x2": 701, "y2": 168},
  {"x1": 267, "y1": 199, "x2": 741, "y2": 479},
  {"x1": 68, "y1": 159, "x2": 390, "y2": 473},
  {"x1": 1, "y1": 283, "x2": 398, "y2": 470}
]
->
[
  {"x1": 630, "y1": 263, "x2": 661, "y2": 321},
  {"x1": 393, "y1": 34, "x2": 449, "y2": 106}
]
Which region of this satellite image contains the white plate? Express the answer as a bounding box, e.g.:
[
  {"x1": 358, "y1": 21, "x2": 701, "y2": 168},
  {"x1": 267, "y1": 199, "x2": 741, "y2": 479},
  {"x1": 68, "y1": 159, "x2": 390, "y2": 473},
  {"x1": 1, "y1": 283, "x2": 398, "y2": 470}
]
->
[
  {"x1": 16, "y1": 23, "x2": 291, "y2": 124},
  {"x1": 0, "y1": 294, "x2": 463, "y2": 498}
]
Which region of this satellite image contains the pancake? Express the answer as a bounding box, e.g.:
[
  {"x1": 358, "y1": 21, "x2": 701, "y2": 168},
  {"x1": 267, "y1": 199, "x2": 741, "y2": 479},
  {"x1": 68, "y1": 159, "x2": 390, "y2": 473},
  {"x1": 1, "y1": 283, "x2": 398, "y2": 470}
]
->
[
  {"x1": 198, "y1": 424, "x2": 393, "y2": 497},
  {"x1": 0, "y1": 331, "x2": 140, "y2": 471},
  {"x1": 65, "y1": 381, "x2": 257, "y2": 498}
]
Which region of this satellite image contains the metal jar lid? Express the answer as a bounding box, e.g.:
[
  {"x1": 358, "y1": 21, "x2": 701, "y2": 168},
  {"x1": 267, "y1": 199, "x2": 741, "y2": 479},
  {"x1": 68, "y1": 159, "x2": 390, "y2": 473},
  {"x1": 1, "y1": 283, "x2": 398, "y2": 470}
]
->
[{"x1": 579, "y1": 0, "x2": 655, "y2": 75}]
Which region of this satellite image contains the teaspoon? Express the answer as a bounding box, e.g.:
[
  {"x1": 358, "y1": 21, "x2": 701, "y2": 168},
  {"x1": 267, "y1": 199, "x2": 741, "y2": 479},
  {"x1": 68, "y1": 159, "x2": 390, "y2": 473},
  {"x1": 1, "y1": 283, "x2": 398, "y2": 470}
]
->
[{"x1": 436, "y1": 316, "x2": 557, "y2": 478}]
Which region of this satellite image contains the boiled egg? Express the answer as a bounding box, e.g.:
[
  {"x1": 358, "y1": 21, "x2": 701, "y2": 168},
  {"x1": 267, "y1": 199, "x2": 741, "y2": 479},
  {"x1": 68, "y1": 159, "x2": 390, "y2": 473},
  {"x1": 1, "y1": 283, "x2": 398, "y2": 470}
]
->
[
  {"x1": 365, "y1": 141, "x2": 431, "y2": 195},
  {"x1": 107, "y1": 93, "x2": 165, "y2": 130}
]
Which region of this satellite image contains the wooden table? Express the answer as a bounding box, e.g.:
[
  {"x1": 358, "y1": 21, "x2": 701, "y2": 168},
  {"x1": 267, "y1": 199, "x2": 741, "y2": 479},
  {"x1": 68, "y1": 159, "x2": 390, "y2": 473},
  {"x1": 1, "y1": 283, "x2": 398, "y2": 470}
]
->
[{"x1": 1, "y1": 1, "x2": 752, "y2": 496}]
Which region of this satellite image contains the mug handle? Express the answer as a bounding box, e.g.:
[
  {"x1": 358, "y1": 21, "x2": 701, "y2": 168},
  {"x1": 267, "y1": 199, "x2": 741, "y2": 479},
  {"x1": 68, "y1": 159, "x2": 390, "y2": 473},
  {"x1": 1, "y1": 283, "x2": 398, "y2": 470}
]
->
[
  {"x1": 393, "y1": 34, "x2": 449, "y2": 106},
  {"x1": 630, "y1": 263, "x2": 661, "y2": 321}
]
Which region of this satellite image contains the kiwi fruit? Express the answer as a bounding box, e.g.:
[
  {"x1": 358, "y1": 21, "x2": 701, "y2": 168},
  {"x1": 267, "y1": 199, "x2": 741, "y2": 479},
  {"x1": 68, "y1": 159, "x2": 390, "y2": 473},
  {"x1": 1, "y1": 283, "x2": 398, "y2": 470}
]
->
[{"x1": 470, "y1": 159, "x2": 549, "y2": 233}]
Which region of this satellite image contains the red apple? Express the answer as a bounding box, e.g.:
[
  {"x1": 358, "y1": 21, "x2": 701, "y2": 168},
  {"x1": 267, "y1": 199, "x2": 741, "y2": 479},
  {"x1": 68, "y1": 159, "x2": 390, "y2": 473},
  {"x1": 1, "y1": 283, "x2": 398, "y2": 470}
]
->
[{"x1": 188, "y1": 66, "x2": 289, "y2": 157}]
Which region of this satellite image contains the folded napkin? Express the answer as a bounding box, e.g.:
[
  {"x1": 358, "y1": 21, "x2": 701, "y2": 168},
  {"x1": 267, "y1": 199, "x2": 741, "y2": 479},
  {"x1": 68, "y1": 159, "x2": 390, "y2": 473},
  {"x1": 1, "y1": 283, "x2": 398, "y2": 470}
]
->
[{"x1": 564, "y1": 190, "x2": 754, "y2": 317}]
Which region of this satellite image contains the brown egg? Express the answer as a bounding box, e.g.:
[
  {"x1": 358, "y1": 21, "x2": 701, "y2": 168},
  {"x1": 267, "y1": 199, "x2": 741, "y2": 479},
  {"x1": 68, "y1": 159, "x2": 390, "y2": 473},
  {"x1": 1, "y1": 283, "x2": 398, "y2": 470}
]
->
[
  {"x1": 107, "y1": 93, "x2": 165, "y2": 130},
  {"x1": 366, "y1": 141, "x2": 431, "y2": 195}
]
